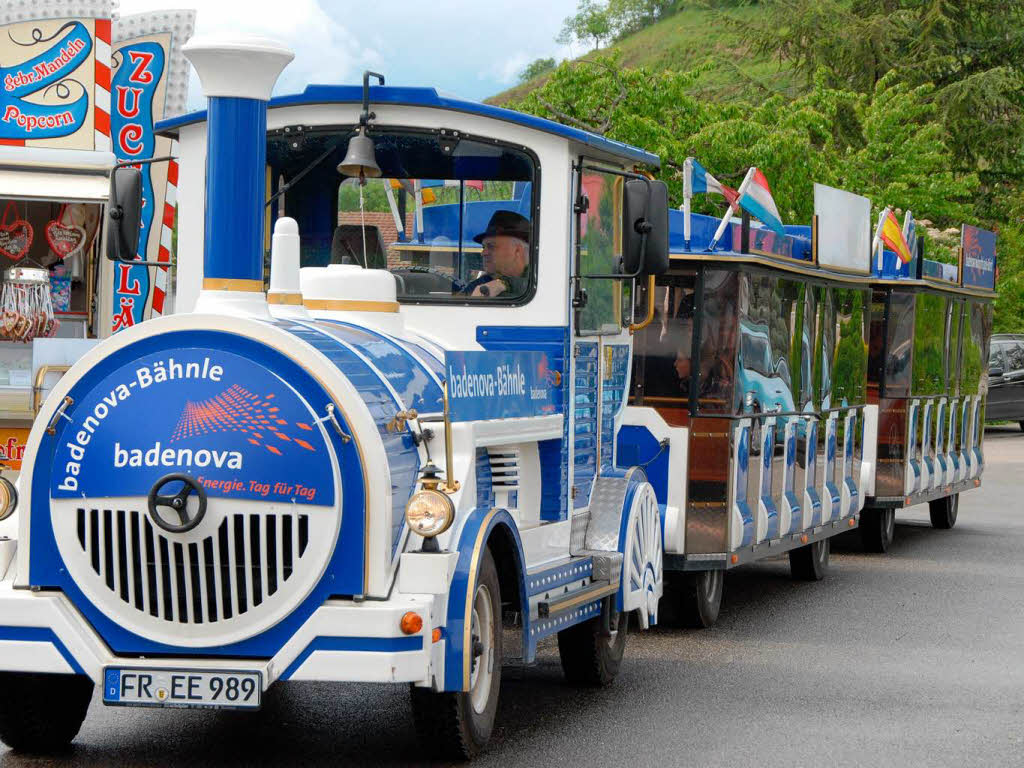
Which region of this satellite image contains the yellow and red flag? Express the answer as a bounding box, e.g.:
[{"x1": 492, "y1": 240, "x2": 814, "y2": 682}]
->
[{"x1": 880, "y1": 208, "x2": 913, "y2": 264}]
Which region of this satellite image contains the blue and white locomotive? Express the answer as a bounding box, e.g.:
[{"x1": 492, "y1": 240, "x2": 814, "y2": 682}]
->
[{"x1": 0, "y1": 38, "x2": 670, "y2": 759}]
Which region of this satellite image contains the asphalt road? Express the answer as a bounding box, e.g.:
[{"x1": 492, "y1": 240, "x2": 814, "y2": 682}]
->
[{"x1": 4, "y1": 427, "x2": 1023, "y2": 767}]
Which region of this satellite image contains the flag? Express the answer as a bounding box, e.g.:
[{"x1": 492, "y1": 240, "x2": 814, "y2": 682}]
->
[
  {"x1": 736, "y1": 167, "x2": 785, "y2": 235},
  {"x1": 465, "y1": 180, "x2": 484, "y2": 192},
  {"x1": 881, "y1": 208, "x2": 912, "y2": 264},
  {"x1": 684, "y1": 157, "x2": 738, "y2": 205},
  {"x1": 421, "y1": 187, "x2": 436, "y2": 204}
]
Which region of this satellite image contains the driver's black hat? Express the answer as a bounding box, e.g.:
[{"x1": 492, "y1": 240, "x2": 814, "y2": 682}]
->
[{"x1": 473, "y1": 210, "x2": 531, "y2": 245}]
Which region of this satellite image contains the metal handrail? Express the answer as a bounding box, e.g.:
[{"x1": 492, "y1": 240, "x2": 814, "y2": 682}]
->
[{"x1": 33, "y1": 364, "x2": 71, "y2": 414}]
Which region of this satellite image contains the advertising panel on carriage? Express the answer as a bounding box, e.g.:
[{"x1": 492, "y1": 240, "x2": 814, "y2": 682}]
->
[{"x1": 0, "y1": 3, "x2": 192, "y2": 478}]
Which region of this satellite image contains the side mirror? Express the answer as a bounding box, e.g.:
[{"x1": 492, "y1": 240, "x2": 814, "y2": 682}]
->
[
  {"x1": 623, "y1": 178, "x2": 669, "y2": 276},
  {"x1": 107, "y1": 165, "x2": 142, "y2": 261}
]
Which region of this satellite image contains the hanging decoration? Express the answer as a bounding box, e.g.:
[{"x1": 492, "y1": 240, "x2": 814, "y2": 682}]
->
[
  {"x1": 0, "y1": 267, "x2": 58, "y2": 342},
  {"x1": 45, "y1": 204, "x2": 87, "y2": 260},
  {"x1": 0, "y1": 202, "x2": 33, "y2": 262}
]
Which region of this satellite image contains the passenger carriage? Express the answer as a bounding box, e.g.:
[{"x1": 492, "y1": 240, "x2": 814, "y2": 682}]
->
[
  {"x1": 624, "y1": 204, "x2": 877, "y2": 624},
  {"x1": 859, "y1": 228, "x2": 995, "y2": 550}
]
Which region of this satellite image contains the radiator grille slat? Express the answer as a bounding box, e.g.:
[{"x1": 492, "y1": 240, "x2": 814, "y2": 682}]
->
[{"x1": 76, "y1": 509, "x2": 309, "y2": 627}]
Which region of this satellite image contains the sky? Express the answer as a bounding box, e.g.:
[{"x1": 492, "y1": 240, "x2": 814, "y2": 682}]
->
[{"x1": 118, "y1": 0, "x2": 580, "y2": 110}]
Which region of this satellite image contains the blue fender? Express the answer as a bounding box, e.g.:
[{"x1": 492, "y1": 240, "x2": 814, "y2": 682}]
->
[{"x1": 443, "y1": 508, "x2": 527, "y2": 692}]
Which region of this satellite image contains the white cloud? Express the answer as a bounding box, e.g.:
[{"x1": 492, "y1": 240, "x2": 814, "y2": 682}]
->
[{"x1": 119, "y1": 0, "x2": 578, "y2": 103}]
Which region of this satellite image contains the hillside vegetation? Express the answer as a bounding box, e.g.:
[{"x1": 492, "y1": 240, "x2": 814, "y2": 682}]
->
[
  {"x1": 489, "y1": 6, "x2": 800, "y2": 107},
  {"x1": 491, "y1": 0, "x2": 1024, "y2": 332}
]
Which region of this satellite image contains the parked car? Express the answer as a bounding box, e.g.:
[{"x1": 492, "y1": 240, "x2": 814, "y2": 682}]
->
[{"x1": 988, "y1": 333, "x2": 1024, "y2": 430}]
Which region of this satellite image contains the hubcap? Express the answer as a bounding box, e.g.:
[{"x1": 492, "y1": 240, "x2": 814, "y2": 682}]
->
[{"x1": 469, "y1": 583, "x2": 494, "y2": 715}]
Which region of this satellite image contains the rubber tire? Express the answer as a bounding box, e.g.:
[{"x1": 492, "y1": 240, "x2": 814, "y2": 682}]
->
[
  {"x1": 929, "y1": 493, "x2": 959, "y2": 529},
  {"x1": 0, "y1": 672, "x2": 93, "y2": 753},
  {"x1": 860, "y1": 506, "x2": 895, "y2": 553},
  {"x1": 557, "y1": 605, "x2": 628, "y2": 686},
  {"x1": 677, "y1": 569, "x2": 724, "y2": 629},
  {"x1": 410, "y1": 548, "x2": 502, "y2": 761},
  {"x1": 789, "y1": 537, "x2": 830, "y2": 581}
]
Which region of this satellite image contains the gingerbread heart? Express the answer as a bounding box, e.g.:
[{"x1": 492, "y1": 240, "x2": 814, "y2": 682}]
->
[
  {"x1": 0, "y1": 220, "x2": 32, "y2": 262},
  {"x1": 45, "y1": 220, "x2": 86, "y2": 260}
]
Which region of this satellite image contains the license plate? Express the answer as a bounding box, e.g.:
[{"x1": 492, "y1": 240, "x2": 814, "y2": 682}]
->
[{"x1": 103, "y1": 668, "x2": 262, "y2": 709}]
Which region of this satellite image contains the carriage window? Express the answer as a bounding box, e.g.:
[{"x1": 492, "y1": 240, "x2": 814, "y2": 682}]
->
[
  {"x1": 267, "y1": 129, "x2": 536, "y2": 303},
  {"x1": 632, "y1": 273, "x2": 696, "y2": 424},
  {"x1": 884, "y1": 291, "x2": 915, "y2": 397},
  {"x1": 698, "y1": 269, "x2": 739, "y2": 413},
  {"x1": 912, "y1": 292, "x2": 947, "y2": 396},
  {"x1": 833, "y1": 288, "x2": 868, "y2": 406}
]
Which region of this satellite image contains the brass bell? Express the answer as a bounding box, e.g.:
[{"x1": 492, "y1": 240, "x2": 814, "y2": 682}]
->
[{"x1": 337, "y1": 127, "x2": 381, "y2": 180}]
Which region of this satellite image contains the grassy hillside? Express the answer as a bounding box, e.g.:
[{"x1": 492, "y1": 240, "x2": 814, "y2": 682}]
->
[{"x1": 488, "y1": 6, "x2": 800, "y2": 106}]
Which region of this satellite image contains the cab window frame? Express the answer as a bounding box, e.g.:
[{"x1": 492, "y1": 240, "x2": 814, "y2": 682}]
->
[{"x1": 266, "y1": 123, "x2": 542, "y2": 308}]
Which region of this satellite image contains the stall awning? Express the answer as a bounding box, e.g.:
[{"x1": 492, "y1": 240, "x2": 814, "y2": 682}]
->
[{"x1": 0, "y1": 169, "x2": 109, "y2": 203}]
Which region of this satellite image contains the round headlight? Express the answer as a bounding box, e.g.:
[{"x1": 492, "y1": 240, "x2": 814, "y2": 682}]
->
[
  {"x1": 405, "y1": 489, "x2": 454, "y2": 538},
  {"x1": 0, "y1": 476, "x2": 17, "y2": 522}
]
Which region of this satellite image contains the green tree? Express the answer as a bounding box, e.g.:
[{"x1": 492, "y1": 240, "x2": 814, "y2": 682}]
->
[
  {"x1": 557, "y1": 0, "x2": 613, "y2": 50},
  {"x1": 519, "y1": 57, "x2": 557, "y2": 83}
]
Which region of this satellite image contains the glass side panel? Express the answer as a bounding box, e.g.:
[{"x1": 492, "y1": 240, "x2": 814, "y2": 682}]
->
[
  {"x1": 698, "y1": 269, "x2": 740, "y2": 413},
  {"x1": 833, "y1": 287, "x2": 868, "y2": 406},
  {"x1": 912, "y1": 291, "x2": 948, "y2": 396},
  {"x1": 885, "y1": 291, "x2": 915, "y2": 397},
  {"x1": 576, "y1": 168, "x2": 624, "y2": 335}
]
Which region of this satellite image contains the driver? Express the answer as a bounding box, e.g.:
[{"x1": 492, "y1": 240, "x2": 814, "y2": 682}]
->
[{"x1": 463, "y1": 210, "x2": 531, "y2": 298}]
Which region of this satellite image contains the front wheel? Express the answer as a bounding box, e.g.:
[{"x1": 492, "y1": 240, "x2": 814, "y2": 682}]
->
[
  {"x1": 929, "y1": 493, "x2": 959, "y2": 529},
  {"x1": 860, "y1": 506, "x2": 895, "y2": 553},
  {"x1": 557, "y1": 602, "x2": 628, "y2": 686},
  {"x1": 789, "y1": 536, "x2": 830, "y2": 581},
  {"x1": 0, "y1": 672, "x2": 93, "y2": 753},
  {"x1": 410, "y1": 548, "x2": 502, "y2": 761}
]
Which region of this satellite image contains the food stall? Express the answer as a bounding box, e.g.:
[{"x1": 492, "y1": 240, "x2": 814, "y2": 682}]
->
[{"x1": 0, "y1": 2, "x2": 193, "y2": 475}]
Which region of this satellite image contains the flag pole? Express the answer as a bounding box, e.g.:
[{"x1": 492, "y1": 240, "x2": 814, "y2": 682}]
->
[
  {"x1": 683, "y1": 157, "x2": 693, "y2": 251},
  {"x1": 872, "y1": 206, "x2": 889, "y2": 272},
  {"x1": 708, "y1": 167, "x2": 753, "y2": 251}
]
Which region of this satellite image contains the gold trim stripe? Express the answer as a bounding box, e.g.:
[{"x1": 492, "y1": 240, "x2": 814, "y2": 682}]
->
[
  {"x1": 464, "y1": 509, "x2": 499, "y2": 691},
  {"x1": 267, "y1": 292, "x2": 304, "y2": 306},
  {"x1": 303, "y1": 298, "x2": 400, "y2": 313},
  {"x1": 202, "y1": 278, "x2": 264, "y2": 292}
]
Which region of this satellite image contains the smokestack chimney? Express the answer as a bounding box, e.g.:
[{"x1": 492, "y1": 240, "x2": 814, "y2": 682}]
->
[{"x1": 182, "y1": 37, "x2": 294, "y2": 316}]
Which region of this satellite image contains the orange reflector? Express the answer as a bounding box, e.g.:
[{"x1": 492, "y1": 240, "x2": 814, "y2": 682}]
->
[
  {"x1": 848, "y1": 518, "x2": 856, "y2": 527},
  {"x1": 800, "y1": 535, "x2": 808, "y2": 544},
  {"x1": 905, "y1": 497, "x2": 911, "y2": 505},
  {"x1": 400, "y1": 612, "x2": 423, "y2": 635},
  {"x1": 432, "y1": 628, "x2": 442, "y2": 643},
  {"x1": 730, "y1": 554, "x2": 738, "y2": 564},
  {"x1": 975, "y1": 479, "x2": 980, "y2": 487}
]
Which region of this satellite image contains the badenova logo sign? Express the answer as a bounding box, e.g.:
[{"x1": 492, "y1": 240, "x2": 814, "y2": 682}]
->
[
  {"x1": 961, "y1": 224, "x2": 997, "y2": 291},
  {"x1": 444, "y1": 350, "x2": 561, "y2": 422},
  {"x1": 50, "y1": 348, "x2": 334, "y2": 505},
  {"x1": 110, "y1": 40, "x2": 164, "y2": 330},
  {"x1": 0, "y1": 18, "x2": 101, "y2": 148}
]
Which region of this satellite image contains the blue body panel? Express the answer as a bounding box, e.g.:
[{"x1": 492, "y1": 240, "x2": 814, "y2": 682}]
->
[
  {"x1": 476, "y1": 326, "x2": 570, "y2": 522},
  {"x1": 29, "y1": 330, "x2": 366, "y2": 658},
  {"x1": 277, "y1": 319, "x2": 421, "y2": 555}
]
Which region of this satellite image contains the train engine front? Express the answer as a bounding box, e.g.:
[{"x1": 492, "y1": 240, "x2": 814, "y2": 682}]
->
[{"x1": 0, "y1": 38, "x2": 449, "y2": 753}]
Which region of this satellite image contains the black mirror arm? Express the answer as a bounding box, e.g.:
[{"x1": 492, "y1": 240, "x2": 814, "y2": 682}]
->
[
  {"x1": 360, "y1": 71, "x2": 386, "y2": 127},
  {"x1": 109, "y1": 156, "x2": 177, "y2": 266}
]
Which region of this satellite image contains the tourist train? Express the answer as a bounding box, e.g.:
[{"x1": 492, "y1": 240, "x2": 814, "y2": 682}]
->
[{"x1": 0, "y1": 33, "x2": 994, "y2": 760}]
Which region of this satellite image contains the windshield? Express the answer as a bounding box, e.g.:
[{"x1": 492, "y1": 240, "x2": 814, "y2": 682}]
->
[{"x1": 267, "y1": 128, "x2": 536, "y2": 303}]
